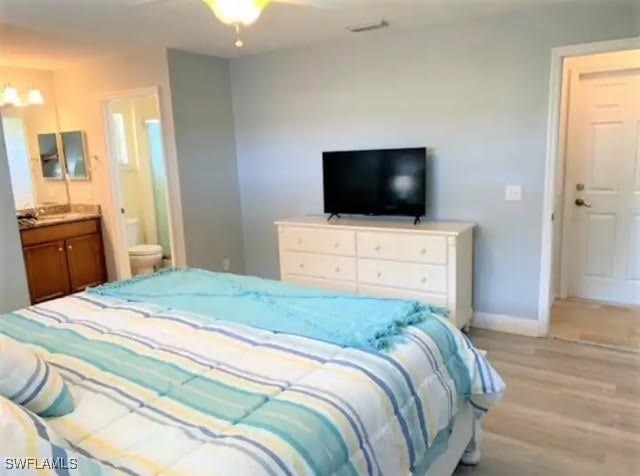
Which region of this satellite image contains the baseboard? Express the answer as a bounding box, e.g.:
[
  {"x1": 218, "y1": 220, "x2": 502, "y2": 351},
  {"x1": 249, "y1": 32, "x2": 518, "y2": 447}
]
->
[{"x1": 472, "y1": 312, "x2": 546, "y2": 337}]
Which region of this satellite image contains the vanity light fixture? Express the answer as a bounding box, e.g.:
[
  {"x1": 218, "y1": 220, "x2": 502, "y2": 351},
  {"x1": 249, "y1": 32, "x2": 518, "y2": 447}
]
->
[
  {"x1": 27, "y1": 89, "x2": 45, "y2": 105},
  {"x1": 2, "y1": 86, "x2": 20, "y2": 106},
  {"x1": 0, "y1": 85, "x2": 45, "y2": 107}
]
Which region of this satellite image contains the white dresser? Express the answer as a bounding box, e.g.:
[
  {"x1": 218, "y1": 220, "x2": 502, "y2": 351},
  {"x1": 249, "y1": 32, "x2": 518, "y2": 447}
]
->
[{"x1": 275, "y1": 216, "x2": 475, "y2": 330}]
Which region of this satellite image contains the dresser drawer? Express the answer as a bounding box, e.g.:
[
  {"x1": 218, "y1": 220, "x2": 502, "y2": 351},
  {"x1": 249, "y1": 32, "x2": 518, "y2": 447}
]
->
[
  {"x1": 284, "y1": 275, "x2": 358, "y2": 294},
  {"x1": 281, "y1": 251, "x2": 356, "y2": 282},
  {"x1": 280, "y1": 226, "x2": 355, "y2": 256},
  {"x1": 357, "y1": 231, "x2": 448, "y2": 264},
  {"x1": 358, "y1": 259, "x2": 447, "y2": 294},
  {"x1": 358, "y1": 284, "x2": 448, "y2": 308}
]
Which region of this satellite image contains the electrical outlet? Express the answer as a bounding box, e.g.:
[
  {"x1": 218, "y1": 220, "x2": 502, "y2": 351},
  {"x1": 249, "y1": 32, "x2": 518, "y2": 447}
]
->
[
  {"x1": 223, "y1": 258, "x2": 231, "y2": 272},
  {"x1": 505, "y1": 185, "x2": 522, "y2": 202}
]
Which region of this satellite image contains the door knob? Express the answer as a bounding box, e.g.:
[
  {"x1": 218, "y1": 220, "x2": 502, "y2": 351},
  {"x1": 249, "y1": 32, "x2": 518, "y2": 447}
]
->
[{"x1": 575, "y1": 198, "x2": 592, "y2": 208}]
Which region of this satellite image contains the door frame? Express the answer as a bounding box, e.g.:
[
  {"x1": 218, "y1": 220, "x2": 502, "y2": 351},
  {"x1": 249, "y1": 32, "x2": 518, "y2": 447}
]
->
[
  {"x1": 559, "y1": 53, "x2": 640, "y2": 303},
  {"x1": 538, "y1": 36, "x2": 640, "y2": 336},
  {"x1": 101, "y1": 86, "x2": 183, "y2": 280}
]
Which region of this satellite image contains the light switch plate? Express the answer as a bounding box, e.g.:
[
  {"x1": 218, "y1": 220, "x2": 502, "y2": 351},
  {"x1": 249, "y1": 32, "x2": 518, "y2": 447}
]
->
[{"x1": 505, "y1": 185, "x2": 522, "y2": 202}]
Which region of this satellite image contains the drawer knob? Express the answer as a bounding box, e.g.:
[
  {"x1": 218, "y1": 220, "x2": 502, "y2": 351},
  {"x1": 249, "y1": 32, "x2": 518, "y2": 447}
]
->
[
  {"x1": 299, "y1": 263, "x2": 305, "y2": 269},
  {"x1": 377, "y1": 272, "x2": 382, "y2": 278},
  {"x1": 421, "y1": 277, "x2": 427, "y2": 283},
  {"x1": 374, "y1": 245, "x2": 381, "y2": 251},
  {"x1": 68, "y1": 245, "x2": 73, "y2": 250},
  {"x1": 298, "y1": 239, "x2": 303, "y2": 245},
  {"x1": 58, "y1": 247, "x2": 63, "y2": 252},
  {"x1": 421, "y1": 249, "x2": 426, "y2": 255},
  {"x1": 335, "y1": 267, "x2": 341, "y2": 273},
  {"x1": 334, "y1": 242, "x2": 340, "y2": 248}
]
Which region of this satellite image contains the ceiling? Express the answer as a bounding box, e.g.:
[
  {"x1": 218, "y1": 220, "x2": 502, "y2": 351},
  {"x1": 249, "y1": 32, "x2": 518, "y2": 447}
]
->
[{"x1": 0, "y1": 0, "x2": 634, "y2": 71}]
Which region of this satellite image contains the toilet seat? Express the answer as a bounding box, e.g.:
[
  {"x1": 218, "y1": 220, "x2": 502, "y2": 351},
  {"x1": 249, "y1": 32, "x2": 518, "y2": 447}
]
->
[{"x1": 129, "y1": 244, "x2": 163, "y2": 257}]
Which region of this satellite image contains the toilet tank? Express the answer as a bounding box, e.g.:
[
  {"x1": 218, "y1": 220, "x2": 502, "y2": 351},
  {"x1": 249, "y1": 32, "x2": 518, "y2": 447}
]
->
[{"x1": 126, "y1": 218, "x2": 141, "y2": 246}]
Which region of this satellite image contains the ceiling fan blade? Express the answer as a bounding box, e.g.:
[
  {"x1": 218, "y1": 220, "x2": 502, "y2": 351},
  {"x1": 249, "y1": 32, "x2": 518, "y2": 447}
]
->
[
  {"x1": 273, "y1": 0, "x2": 368, "y2": 8},
  {"x1": 133, "y1": 0, "x2": 196, "y2": 7},
  {"x1": 136, "y1": 0, "x2": 365, "y2": 9}
]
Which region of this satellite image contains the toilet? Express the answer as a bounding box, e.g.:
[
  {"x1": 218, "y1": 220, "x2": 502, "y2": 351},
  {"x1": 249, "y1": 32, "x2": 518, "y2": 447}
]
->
[{"x1": 126, "y1": 218, "x2": 163, "y2": 276}]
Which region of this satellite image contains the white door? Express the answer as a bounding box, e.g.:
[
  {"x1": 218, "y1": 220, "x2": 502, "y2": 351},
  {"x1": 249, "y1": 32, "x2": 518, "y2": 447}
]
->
[{"x1": 565, "y1": 68, "x2": 640, "y2": 305}]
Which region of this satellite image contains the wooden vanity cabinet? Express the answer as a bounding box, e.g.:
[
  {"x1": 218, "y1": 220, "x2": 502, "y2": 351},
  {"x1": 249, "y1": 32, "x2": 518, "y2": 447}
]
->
[{"x1": 20, "y1": 218, "x2": 107, "y2": 304}]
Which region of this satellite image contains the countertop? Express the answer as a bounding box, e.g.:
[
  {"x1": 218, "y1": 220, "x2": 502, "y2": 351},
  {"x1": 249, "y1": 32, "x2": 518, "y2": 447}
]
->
[{"x1": 18, "y1": 212, "x2": 102, "y2": 231}]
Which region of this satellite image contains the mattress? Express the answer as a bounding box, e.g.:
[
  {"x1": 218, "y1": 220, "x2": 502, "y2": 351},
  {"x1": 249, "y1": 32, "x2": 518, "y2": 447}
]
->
[{"x1": 0, "y1": 280, "x2": 503, "y2": 475}]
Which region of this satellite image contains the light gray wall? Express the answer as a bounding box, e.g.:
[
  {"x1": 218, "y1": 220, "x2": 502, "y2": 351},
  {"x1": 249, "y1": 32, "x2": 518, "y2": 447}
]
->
[
  {"x1": 0, "y1": 113, "x2": 30, "y2": 313},
  {"x1": 230, "y1": 3, "x2": 637, "y2": 320},
  {"x1": 167, "y1": 49, "x2": 245, "y2": 273}
]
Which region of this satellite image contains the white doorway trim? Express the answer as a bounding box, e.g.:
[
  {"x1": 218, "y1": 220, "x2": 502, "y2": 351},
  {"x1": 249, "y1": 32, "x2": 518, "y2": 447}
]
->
[
  {"x1": 559, "y1": 53, "x2": 640, "y2": 303},
  {"x1": 101, "y1": 86, "x2": 185, "y2": 280},
  {"x1": 538, "y1": 36, "x2": 640, "y2": 336}
]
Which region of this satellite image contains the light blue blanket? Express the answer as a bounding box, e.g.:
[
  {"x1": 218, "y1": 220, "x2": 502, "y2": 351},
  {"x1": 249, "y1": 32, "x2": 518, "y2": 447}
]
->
[{"x1": 88, "y1": 268, "x2": 447, "y2": 351}]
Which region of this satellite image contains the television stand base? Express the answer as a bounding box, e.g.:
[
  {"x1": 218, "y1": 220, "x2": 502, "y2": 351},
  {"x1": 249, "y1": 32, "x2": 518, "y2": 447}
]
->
[
  {"x1": 414, "y1": 216, "x2": 422, "y2": 225},
  {"x1": 327, "y1": 213, "x2": 341, "y2": 222}
]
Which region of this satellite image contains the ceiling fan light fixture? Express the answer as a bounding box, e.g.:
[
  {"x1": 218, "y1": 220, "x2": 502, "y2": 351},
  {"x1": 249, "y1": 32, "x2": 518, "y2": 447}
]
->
[{"x1": 204, "y1": 0, "x2": 271, "y2": 26}]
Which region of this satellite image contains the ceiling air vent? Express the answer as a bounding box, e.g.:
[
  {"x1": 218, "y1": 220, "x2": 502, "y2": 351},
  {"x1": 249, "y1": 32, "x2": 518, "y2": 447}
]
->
[{"x1": 346, "y1": 20, "x2": 389, "y2": 34}]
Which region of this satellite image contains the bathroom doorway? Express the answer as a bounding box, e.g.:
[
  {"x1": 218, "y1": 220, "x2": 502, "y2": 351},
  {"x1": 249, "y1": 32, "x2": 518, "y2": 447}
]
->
[{"x1": 103, "y1": 90, "x2": 174, "y2": 279}]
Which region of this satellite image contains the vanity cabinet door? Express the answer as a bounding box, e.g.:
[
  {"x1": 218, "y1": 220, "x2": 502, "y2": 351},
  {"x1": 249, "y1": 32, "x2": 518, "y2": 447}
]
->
[
  {"x1": 65, "y1": 233, "x2": 107, "y2": 293},
  {"x1": 23, "y1": 241, "x2": 71, "y2": 304}
]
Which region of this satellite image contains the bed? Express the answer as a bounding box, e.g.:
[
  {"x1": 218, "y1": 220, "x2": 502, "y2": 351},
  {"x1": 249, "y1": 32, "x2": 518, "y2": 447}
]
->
[{"x1": 0, "y1": 269, "x2": 503, "y2": 475}]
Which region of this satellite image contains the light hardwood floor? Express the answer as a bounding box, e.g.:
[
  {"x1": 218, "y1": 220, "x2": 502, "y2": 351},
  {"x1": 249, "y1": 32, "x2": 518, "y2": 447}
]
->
[
  {"x1": 551, "y1": 299, "x2": 640, "y2": 351},
  {"x1": 454, "y1": 329, "x2": 640, "y2": 476}
]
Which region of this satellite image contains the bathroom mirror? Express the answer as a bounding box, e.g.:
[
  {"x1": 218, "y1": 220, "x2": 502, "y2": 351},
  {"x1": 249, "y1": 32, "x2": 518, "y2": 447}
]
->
[
  {"x1": 38, "y1": 132, "x2": 64, "y2": 180},
  {"x1": 61, "y1": 131, "x2": 89, "y2": 180},
  {"x1": 1, "y1": 79, "x2": 69, "y2": 210}
]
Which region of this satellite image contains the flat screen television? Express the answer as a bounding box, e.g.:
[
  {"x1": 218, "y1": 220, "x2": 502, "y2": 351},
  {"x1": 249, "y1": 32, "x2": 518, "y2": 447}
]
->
[{"x1": 323, "y1": 147, "x2": 427, "y2": 219}]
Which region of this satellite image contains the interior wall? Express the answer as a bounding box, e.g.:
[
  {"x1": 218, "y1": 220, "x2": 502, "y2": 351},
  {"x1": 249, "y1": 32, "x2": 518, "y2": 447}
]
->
[
  {"x1": 167, "y1": 49, "x2": 245, "y2": 274},
  {"x1": 0, "y1": 113, "x2": 30, "y2": 312},
  {"x1": 53, "y1": 49, "x2": 186, "y2": 279},
  {"x1": 146, "y1": 119, "x2": 172, "y2": 258},
  {"x1": 134, "y1": 97, "x2": 162, "y2": 249},
  {"x1": 113, "y1": 96, "x2": 160, "y2": 249},
  {"x1": 115, "y1": 100, "x2": 143, "y2": 226},
  {"x1": 230, "y1": 3, "x2": 637, "y2": 320}
]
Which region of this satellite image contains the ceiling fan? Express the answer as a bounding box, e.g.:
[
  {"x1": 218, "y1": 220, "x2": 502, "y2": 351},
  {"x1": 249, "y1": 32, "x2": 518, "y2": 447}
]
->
[{"x1": 141, "y1": 0, "x2": 362, "y2": 48}]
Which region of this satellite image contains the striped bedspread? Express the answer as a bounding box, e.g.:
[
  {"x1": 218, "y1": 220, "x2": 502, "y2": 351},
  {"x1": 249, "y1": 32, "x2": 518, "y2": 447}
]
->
[{"x1": 0, "y1": 292, "x2": 503, "y2": 476}]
